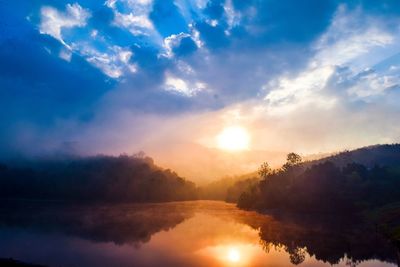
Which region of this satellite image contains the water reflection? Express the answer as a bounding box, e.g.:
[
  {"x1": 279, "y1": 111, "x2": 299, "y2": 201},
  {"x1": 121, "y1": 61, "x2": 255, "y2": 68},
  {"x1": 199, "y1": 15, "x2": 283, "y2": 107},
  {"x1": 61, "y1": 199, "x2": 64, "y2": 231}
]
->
[
  {"x1": 0, "y1": 201, "x2": 398, "y2": 267},
  {"x1": 0, "y1": 201, "x2": 195, "y2": 246},
  {"x1": 234, "y1": 211, "x2": 400, "y2": 266}
]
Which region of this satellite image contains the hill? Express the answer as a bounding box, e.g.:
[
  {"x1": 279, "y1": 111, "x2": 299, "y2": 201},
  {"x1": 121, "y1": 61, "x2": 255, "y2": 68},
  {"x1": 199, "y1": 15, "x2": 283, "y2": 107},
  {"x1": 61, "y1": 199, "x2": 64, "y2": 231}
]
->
[
  {"x1": 0, "y1": 154, "x2": 198, "y2": 203},
  {"x1": 309, "y1": 144, "x2": 400, "y2": 168},
  {"x1": 236, "y1": 144, "x2": 400, "y2": 243}
]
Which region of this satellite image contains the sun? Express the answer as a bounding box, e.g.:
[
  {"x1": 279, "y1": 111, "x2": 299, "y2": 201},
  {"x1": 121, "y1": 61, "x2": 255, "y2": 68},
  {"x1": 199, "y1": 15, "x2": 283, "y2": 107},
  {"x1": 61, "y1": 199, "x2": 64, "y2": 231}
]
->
[
  {"x1": 217, "y1": 126, "x2": 250, "y2": 151},
  {"x1": 227, "y1": 248, "x2": 241, "y2": 263}
]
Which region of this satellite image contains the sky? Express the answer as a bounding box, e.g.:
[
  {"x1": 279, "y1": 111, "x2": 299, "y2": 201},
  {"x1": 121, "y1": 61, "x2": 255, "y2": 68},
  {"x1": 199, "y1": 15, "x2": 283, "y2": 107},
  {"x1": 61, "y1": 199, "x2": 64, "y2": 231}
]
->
[{"x1": 1, "y1": 0, "x2": 400, "y2": 179}]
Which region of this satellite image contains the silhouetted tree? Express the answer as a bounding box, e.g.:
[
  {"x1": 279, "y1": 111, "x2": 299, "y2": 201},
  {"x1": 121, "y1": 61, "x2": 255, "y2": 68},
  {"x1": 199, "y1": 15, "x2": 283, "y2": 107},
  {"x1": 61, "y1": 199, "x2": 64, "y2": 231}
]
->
[
  {"x1": 288, "y1": 247, "x2": 306, "y2": 265},
  {"x1": 282, "y1": 152, "x2": 302, "y2": 171},
  {"x1": 258, "y1": 162, "x2": 271, "y2": 179}
]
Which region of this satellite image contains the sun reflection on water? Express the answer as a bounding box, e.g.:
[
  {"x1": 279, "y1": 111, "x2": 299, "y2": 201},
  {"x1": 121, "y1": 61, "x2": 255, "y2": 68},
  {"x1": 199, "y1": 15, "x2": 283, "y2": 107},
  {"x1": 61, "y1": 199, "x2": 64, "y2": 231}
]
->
[{"x1": 197, "y1": 243, "x2": 260, "y2": 266}]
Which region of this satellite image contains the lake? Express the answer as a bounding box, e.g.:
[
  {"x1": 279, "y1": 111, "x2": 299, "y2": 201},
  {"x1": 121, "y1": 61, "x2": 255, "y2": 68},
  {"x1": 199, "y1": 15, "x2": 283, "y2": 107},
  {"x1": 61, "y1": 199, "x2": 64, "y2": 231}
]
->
[{"x1": 0, "y1": 200, "x2": 398, "y2": 267}]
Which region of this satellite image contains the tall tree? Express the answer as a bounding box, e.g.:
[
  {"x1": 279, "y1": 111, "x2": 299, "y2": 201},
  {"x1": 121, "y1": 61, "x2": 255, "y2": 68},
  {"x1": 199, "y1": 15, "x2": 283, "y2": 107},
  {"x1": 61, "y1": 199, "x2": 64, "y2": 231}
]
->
[{"x1": 258, "y1": 162, "x2": 271, "y2": 179}]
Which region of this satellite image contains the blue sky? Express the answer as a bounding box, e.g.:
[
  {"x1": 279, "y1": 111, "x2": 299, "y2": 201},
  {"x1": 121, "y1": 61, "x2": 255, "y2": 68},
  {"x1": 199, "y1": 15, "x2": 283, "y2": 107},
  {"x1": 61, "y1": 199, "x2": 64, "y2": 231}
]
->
[{"x1": 1, "y1": 0, "x2": 400, "y2": 159}]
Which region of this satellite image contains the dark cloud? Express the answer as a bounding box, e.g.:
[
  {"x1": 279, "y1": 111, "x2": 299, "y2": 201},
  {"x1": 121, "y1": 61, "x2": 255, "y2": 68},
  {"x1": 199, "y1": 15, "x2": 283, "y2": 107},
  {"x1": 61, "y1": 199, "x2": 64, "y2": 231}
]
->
[
  {"x1": 0, "y1": 27, "x2": 113, "y2": 154},
  {"x1": 0, "y1": 34, "x2": 112, "y2": 120}
]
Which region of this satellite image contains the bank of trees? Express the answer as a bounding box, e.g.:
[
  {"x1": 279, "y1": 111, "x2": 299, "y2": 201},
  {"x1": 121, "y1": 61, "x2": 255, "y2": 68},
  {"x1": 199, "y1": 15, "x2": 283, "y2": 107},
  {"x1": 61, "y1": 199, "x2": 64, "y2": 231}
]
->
[
  {"x1": 0, "y1": 154, "x2": 198, "y2": 203},
  {"x1": 238, "y1": 147, "x2": 400, "y2": 214}
]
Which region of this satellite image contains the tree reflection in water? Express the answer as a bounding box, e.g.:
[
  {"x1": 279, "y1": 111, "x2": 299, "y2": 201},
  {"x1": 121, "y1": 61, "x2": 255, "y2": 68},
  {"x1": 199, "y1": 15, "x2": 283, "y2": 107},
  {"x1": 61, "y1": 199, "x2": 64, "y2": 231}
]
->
[
  {"x1": 0, "y1": 201, "x2": 398, "y2": 266},
  {"x1": 234, "y1": 211, "x2": 399, "y2": 266},
  {"x1": 0, "y1": 200, "x2": 195, "y2": 246}
]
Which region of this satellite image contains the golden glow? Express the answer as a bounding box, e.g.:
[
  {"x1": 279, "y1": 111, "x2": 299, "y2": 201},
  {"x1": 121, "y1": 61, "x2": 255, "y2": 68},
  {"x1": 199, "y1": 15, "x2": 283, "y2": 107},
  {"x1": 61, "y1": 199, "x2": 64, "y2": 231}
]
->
[
  {"x1": 199, "y1": 244, "x2": 253, "y2": 266},
  {"x1": 227, "y1": 248, "x2": 241, "y2": 263},
  {"x1": 217, "y1": 126, "x2": 250, "y2": 151}
]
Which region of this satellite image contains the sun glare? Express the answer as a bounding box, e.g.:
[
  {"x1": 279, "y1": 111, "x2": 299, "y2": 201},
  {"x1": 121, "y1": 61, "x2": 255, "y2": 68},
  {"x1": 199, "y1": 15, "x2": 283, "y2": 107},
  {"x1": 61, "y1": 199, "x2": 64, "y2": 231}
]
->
[
  {"x1": 227, "y1": 248, "x2": 241, "y2": 263},
  {"x1": 217, "y1": 126, "x2": 250, "y2": 151}
]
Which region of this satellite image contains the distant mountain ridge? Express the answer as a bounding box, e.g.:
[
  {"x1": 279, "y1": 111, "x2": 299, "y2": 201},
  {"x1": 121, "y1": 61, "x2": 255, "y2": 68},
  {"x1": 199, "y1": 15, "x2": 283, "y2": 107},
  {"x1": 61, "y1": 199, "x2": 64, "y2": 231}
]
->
[{"x1": 307, "y1": 144, "x2": 400, "y2": 168}]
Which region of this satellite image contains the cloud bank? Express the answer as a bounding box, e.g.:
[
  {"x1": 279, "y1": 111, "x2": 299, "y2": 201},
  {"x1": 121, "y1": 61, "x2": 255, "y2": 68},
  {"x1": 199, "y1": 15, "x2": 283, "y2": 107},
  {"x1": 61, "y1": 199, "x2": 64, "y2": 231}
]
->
[{"x1": 1, "y1": 0, "x2": 400, "y2": 172}]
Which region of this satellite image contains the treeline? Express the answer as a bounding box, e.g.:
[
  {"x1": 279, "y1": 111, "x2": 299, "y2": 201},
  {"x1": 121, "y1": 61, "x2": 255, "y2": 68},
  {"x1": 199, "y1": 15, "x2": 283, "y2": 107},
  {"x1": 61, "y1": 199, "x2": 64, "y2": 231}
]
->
[
  {"x1": 238, "y1": 146, "x2": 400, "y2": 214},
  {"x1": 0, "y1": 154, "x2": 198, "y2": 203}
]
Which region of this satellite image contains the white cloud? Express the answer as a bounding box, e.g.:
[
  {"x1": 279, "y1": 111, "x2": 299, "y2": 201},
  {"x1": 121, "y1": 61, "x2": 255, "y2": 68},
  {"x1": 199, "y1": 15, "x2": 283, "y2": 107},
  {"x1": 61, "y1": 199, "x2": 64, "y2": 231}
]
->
[
  {"x1": 107, "y1": 0, "x2": 156, "y2": 37},
  {"x1": 105, "y1": 0, "x2": 117, "y2": 8},
  {"x1": 165, "y1": 76, "x2": 188, "y2": 93},
  {"x1": 38, "y1": 1, "x2": 137, "y2": 79},
  {"x1": 163, "y1": 33, "x2": 192, "y2": 58},
  {"x1": 39, "y1": 3, "x2": 91, "y2": 45},
  {"x1": 128, "y1": 63, "x2": 138, "y2": 73},
  {"x1": 313, "y1": 5, "x2": 394, "y2": 69},
  {"x1": 76, "y1": 45, "x2": 135, "y2": 78},
  {"x1": 86, "y1": 53, "x2": 123, "y2": 78},
  {"x1": 118, "y1": 50, "x2": 133, "y2": 63},
  {"x1": 224, "y1": 0, "x2": 241, "y2": 30},
  {"x1": 347, "y1": 69, "x2": 400, "y2": 98},
  {"x1": 113, "y1": 13, "x2": 154, "y2": 34},
  {"x1": 208, "y1": 19, "x2": 218, "y2": 27},
  {"x1": 189, "y1": 24, "x2": 204, "y2": 48},
  {"x1": 59, "y1": 48, "x2": 72, "y2": 62},
  {"x1": 164, "y1": 73, "x2": 207, "y2": 97},
  {"x1": 136, "y1": 0, "x2": 153, "y2": 5},
  {"x1": 176, "y1": 60, "x2": 195, "y2": 74},
  {"x1": 90, "y1": 29, "x2": 98, "y2": 38},
  {"x1": 263, "y1": 4, "x2": 399, "y2": 114},
  {"x1": 264, "y1": 66, "x2": 337, "y2": 114}
]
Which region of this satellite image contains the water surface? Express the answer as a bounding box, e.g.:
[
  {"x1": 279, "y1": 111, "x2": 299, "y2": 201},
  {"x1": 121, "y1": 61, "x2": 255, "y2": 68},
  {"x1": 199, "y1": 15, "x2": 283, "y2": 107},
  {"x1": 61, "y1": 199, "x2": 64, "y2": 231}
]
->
[{"x1": 0, "y1": 200, "x2": 398, "y2": 267}]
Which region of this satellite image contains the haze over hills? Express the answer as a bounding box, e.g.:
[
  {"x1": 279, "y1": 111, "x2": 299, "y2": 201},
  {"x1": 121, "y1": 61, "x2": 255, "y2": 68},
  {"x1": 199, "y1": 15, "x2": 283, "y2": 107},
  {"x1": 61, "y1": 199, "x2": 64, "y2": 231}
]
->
[
  {"x1": 149, "y1": 142, "x2": 339, "y2": 184},
  {"x1": 0, "y1": 143, "x2": 342, "y2": 209},
  {"x1": 1, "y1": 143, "x2": 399, "y2": 208},
  {"x1": 0, "y1": 140, "x2": 334, "y2": 185},
  {"x1": 147, "y1": 142, "x2": 289, "y2": 184},
  {"x1": 208, "y1": 143, "x2": 400, "y2": 205}
]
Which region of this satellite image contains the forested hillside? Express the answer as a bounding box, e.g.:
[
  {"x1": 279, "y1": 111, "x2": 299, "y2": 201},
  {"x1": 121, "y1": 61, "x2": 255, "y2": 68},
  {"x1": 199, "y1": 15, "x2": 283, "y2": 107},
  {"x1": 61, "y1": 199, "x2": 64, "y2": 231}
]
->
[
  {"x1": 238, "y1": 145, "x2": 400, "y2": 212},
  {"x1": 0, "y1": 154, "x2": 198, "y2": 203},
  {"x1": 237, "y1": 144, "x2": 400, "y2": 241}
]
